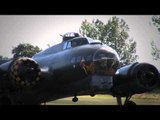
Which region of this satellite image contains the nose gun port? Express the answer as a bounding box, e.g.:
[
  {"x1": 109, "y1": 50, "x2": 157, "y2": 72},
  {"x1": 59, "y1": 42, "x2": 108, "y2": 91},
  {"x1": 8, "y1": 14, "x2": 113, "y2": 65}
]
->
[{"x1": 93, "y1": 48, "x2": 120, "y2": 75}]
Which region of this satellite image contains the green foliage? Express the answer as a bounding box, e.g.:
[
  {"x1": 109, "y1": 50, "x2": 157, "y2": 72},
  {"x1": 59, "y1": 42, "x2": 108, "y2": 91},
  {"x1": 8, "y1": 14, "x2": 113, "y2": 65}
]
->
[
  {"x1": 79, "y1": 16, "x2": 138, "y2": 66},
  {"x1": 0, "y1": 55, "x2": 9, "y2": 61},
  {"x1": 152, "y1": 16, "x2": 160, "y2": 32},
  {"x1": 151, "y1": 16, "x2": 160, "y2": 60},
  {"x1": 12, "y1": 43, "x2": 42, "y2": 58},
  {"x1": 151, "y1": 41, "x2": 160, "y2": 60},
  {"x1": 0, "y1": 55, "x2": 9, "y2": 65}
]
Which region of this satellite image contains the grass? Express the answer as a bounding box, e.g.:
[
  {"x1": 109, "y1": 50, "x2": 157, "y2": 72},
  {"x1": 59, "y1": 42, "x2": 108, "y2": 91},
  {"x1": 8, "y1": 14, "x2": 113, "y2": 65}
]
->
[
  {"x1": 45, "y1": 93, "x2": 160, "y2": 105},
  {"x1": 132, "y1": 88, "x2": 160, "y2": 100},
  {"x1": 46, "y1": 95, "x2": 119, "y2": 105}
]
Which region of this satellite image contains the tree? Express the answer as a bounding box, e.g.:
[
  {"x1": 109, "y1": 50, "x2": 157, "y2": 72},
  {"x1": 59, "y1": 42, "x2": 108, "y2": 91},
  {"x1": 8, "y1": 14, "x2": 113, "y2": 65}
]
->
[
  {"x1": 0, "y1": 55, "x2": 9, "y2": 65},
  {"x1": 0, "y1": 55, "x2": 9, "y2": 60},
  {"x1": 152, "y1": 16, "x2": 160, "y2": 32},
  {"x1": 151, "y1": 41, "x2": 160, "y2": 60},
  {"x1": 79, "y1": 16, "x2": 138, "y2": 66},
  {"x1": 151, "y1": 15, "x2": 160, "y2": 60},
  {"x1": 12, "y1": 43, "x2": 42, "y2": 58}
]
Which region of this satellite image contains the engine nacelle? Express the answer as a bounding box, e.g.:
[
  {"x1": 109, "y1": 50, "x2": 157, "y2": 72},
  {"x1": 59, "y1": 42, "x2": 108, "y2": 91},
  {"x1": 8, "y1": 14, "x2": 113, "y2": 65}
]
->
[
  {"x1": 0, "y1": 57, "x2": 41, "y2": 87},
  {"x1": 112, "y1": 62, "x2": 159, "y2": 97},
  {"x1": 8, "y1": 58, "x2": 41, "y2": 87}
]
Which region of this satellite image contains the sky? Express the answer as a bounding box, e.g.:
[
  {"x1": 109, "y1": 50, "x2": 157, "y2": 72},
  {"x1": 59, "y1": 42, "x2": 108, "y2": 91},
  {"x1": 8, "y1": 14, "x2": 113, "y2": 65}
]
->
[{"x1": 0, "y1": 15, "x2": 160, "y2": 68}]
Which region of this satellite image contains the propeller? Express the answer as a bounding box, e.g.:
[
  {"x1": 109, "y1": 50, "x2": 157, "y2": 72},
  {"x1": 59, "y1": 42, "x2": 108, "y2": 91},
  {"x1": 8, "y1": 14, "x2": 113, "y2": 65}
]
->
[
  {"x1": 137, "y1": 65, "x2": 158, "y2": 90},
  {"x1": 10, "y1": 58, "x2": 41, "y2": 87}
]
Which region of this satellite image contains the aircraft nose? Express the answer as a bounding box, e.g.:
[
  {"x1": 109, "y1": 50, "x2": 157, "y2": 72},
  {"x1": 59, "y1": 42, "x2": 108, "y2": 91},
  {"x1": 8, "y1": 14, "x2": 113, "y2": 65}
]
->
[{"x1": 93, "y1": 47, "x2": 120, "y2": 75}]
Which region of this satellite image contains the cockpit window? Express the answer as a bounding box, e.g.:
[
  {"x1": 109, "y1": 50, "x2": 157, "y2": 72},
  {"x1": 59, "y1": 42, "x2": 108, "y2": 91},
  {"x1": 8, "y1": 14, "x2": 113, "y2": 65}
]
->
[
  {"x1": 63, "y1": 37, "x2": 89, "y2": 49},
  {"x1": 71, "y1": 41, "x2": 78, "y2": 47},
  {"x1": 66, "y1": 41, "x2": 72, "y2": 49}
]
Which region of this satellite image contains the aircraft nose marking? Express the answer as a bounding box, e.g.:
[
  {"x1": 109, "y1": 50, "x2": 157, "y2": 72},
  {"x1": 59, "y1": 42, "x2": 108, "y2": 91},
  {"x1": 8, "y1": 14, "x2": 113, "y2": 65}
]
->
[{"x1": 80, "y1": 60, "x2": 95, "y2": 75}]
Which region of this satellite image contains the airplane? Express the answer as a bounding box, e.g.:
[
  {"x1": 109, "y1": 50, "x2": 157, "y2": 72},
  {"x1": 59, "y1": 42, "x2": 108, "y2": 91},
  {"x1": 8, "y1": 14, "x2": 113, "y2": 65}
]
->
[{"x1": 0, "y1": 32, "x2": 159, "y2": 105}]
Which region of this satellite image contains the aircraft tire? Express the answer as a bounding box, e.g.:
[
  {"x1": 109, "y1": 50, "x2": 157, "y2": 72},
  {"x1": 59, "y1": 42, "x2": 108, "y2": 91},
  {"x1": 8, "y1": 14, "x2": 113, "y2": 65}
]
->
[
  {"x1": 72, "y1": 97, "x2": 78, "y2": 102},
  {"x1": 125, "y1": 100, "x2": 136, "y2": 105}
]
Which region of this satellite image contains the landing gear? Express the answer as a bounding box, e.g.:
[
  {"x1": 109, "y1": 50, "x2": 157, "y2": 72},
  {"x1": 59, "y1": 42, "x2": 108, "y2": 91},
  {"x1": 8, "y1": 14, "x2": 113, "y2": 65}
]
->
[
  {"x1": 124, "y1": 96, "x2": 136, "y2": 105},
  {"x1": 90, "y1": 93, "x2": 95, "y2": 97},
  {"x1": 124, "y1": 100, "x2": 136, "y2": 105},
  {"x1": 72, "y1": 96, "x2": 78, "y2": 102},
  {"x1": 116, "y1": 96, "x2": 122, "y2": 105},
  {"x1": 116, "y1": 95, "x2": 136, "y2": 105}
]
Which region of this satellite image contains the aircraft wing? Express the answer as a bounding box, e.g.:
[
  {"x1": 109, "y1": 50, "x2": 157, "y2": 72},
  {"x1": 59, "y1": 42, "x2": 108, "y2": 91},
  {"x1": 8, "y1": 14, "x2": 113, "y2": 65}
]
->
[{"x1": 0, "y1": 57, "x2": 159, "y2": 105}]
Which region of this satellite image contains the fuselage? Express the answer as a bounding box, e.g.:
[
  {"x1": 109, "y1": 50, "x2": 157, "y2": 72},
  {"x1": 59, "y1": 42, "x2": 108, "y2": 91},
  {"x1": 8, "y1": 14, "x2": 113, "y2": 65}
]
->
[
  {"x1": 27, "y1": 37, "x2": 120, "y2": 104},
  {"x1": 0, "y1": 35, "x2": 159, "y2": 105},
  {"x1": 0, "y1": 33, "x2": 159, "y2": 105}
]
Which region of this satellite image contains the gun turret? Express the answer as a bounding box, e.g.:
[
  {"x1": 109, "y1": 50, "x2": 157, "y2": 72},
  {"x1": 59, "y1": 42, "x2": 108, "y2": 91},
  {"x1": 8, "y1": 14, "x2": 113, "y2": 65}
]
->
[{"x1": 61, "y1": 32, "x2": 81, "y2": 42}]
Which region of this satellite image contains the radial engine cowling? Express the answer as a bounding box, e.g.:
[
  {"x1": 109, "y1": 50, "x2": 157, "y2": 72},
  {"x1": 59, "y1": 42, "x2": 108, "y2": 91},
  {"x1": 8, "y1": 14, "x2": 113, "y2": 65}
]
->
[
  {"x1": 112, "y1": 62, "x2": 159, "y2": 96},
  {"x1": 9, "y1": 58, "x2": 41, "y2": 87}
]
